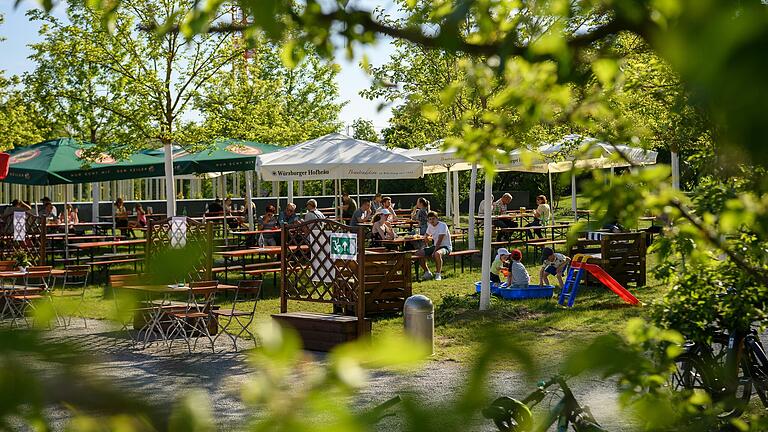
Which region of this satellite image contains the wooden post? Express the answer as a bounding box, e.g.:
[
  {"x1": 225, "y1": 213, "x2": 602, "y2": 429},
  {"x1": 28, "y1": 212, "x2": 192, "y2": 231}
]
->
[{"x1": 356, "y1": 225, "x2": 366, "y2": 336}]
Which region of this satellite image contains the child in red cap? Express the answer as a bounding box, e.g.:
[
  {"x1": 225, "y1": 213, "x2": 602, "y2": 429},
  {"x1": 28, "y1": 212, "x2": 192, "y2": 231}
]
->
[{"x1": 506, "y1": 249, "x2": 530, "y2": 288}]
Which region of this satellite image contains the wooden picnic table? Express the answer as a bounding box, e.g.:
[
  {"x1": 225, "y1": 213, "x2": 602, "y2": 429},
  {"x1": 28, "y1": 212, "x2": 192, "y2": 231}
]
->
[
  {"x1": 70, "y1": 239, "x2": 146, "y2": 265},
  {"x1": 230, "y1": 229, "x2": 281, "y2": 236}
]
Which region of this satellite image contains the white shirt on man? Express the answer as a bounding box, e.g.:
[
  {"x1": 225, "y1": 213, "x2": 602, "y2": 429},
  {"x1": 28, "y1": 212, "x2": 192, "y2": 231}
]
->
[{"x1": 426, "y1": 221, "x2": 452, "y2": 251}]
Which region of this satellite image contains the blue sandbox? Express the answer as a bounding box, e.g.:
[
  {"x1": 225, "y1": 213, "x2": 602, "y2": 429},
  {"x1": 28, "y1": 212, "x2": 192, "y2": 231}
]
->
[{"x1": 475, "y1": 282, "x2": 554, "y2": 300}]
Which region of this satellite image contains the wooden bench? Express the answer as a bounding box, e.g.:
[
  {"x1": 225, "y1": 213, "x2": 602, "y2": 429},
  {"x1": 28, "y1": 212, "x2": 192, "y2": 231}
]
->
[
  {"x1": 87, "y1": 255, "x2": 144, "y2": 279},
  {"x1": 271, "y1": 312, "x2": 371, "y2": 352}
]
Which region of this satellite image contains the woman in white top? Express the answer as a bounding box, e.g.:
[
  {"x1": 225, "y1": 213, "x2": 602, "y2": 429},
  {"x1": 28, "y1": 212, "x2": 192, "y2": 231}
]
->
[{"x1": 526, "y1": 195, "x2": 551, "y2": 239}]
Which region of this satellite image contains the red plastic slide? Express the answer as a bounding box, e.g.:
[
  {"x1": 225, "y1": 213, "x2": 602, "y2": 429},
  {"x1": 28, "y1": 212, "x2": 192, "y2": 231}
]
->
[{"x1": 571, "y1": 261, "x2": 640, "y2": 305}]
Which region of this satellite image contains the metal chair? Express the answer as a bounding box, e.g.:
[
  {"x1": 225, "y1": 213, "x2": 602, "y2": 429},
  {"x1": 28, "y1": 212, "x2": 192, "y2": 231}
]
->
[
  {"x1": 52, "y1": 265, "x2": 90, "y2": 328},
  {"x1": 212, "y1": 280, "x2": 261, "y2": 351},
  {"x1": 167, "y1": 280, "x2": 218, "y2": 353},
  {"x1": 5, "y1": 266, "x2": 51, "y2": 328}
]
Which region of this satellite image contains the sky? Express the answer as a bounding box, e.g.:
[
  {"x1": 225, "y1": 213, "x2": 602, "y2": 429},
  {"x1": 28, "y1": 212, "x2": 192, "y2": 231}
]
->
[{"x1": 0, "y1": 1, "x2": 400, "y2": 134}]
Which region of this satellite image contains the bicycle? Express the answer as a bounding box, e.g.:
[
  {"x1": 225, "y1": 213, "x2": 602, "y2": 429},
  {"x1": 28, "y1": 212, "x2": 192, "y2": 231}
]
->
[
  {"x1": 483, "y1": 375, "x2": 608, "y2": 432},
  {"x1": 671, "y1": 317, "x2": 768, "y2": 417}
]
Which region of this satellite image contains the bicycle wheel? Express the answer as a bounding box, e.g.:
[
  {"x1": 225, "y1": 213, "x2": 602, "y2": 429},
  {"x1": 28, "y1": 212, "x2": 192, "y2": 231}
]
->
[{"x1": 671, "y1": 345, "x2": 753, "y2": 418}]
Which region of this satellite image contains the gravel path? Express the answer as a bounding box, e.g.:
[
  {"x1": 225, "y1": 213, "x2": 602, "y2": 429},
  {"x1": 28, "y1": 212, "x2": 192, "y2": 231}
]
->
[{"x1": 35, "y1": 319, "x2": 633, "y2": 431}]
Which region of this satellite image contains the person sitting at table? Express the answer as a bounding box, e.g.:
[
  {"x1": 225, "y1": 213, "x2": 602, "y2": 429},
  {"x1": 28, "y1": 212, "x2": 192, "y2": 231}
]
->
[
  {"x1": 410, "y1": 197, "x2": 431, "y2": 235},
  {"x1": 132, "y1": 203, "x2": 147, "y2": 228},
  {"x1": 40, "y1": 201, "x2": 57, "y2": 222},
  {"x1": 371, "y1": 210, "x2": 396, "y2": 247},
  {"x1": 378, "y1": 196, "x2": 397, "y2": 222},
  {"x1": 223, "y1": 197, "x2": 247, "y2": 229},
  {"x1": 206, "y1": 197, "x2": 224, "y2": 216},
  {"x1": 415, "y1": 211, "x2": 452, "y2": 281},
  {"x1": 40, "y1": 196, "x2": 58, "y2": 219},
  {"x1": 59, "y1": 204, "x2": 79, "y2": 225},
  {"x1": 258, "y1": 204, "x2": 279, "y2": 246},
  {"x1": 114, "y1": 197, "x2": 135, "y2": 238},
  {"x1": 338, "y1": 192, "x2": 357, "y2": 220},
  {"x1": 370, "y1": 193, "x2": 383, "y2": 212},
  {"x1": 3, "y1": 199, "x2": 31, "y2": 217},
  {"x1": 526, "y1": 195, "x2": 550, "y2": 239},
  {"x1": 492, "y1": 193, "x2": 517, "y2": 241},
  {"x1": 478, "y1": 194, "x2": 494, "y2": 215},
  {"x1": 304, "y1": 199, "x2": 326, "y2": 221},
  {"x1": 278, "y1": 202, "x2": 300, "y2": 226},
  {"x1": 350, "y1": 199, "x2": 371, "y2": 227}
]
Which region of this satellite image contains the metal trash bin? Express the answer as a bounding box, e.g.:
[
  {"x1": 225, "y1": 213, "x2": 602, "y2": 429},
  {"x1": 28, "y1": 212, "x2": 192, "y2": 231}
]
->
[{"x1": 404, "y1": 294, "x2": 434, "y2": 355}]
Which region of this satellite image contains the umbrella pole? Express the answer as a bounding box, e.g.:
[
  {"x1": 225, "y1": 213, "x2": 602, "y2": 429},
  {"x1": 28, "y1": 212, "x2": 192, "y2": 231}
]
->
[
  {"x1": 468, "y1": 164, "x2": 477, "y2": 249},
  {"x1": 480, "y1": 172, "x2": 494, "y2": 311},
  {"x1": 64, "y1": 186, "x2": 69, "y2": 261},
  {"x1": 92, "y1": 182, "x2": 100, "y2": 227},
  {"x1": 246, "y1": 171, "x2": 254, "y2": 230},
  {"x1": 221, "y1": 172, "x2": 228, "y2": 246},
  {"x1": 163, "y1": 143, "x2": 176, "y2": 217}
]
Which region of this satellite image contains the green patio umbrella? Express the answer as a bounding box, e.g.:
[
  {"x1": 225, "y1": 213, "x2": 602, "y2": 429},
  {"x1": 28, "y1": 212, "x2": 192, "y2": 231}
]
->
[
  {"x1": 4, "y1": 138, "x2": 165, "y2": 185},
  {"x1": 171, "y1": 139, "x2": 282, "y2": 174}
]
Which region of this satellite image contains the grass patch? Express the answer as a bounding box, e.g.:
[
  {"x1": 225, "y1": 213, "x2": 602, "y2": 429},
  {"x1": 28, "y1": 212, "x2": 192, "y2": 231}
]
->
[{"x1": 58, "y1": 252, "x2": 667, "y2": 369}]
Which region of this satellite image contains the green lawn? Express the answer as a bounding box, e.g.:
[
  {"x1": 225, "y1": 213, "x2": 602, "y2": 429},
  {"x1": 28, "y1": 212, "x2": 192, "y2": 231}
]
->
[{"x1": 57, "y1": 251, "x2": 666, "y2": 370}]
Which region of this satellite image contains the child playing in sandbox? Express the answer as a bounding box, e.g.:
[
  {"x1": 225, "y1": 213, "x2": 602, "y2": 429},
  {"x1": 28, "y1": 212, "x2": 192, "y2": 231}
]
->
[
  {"x1": 539, "y1": 247, "x2": 570, "y2": 289},
  {"x1": 506, "y1": 249, "x2": 530, "y2": 288},
  {"x1": 490, "y1": 248, "x2": 511, "y2": 283}
]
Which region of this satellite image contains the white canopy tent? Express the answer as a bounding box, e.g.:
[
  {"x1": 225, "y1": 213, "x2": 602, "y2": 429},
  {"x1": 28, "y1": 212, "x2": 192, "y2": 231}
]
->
[
  {"x1": 257, "y1": 133, "x2": 424, "y2": 217},
  {"x1": 393, "y1": 143, "x2": 470, "y2": 228}
]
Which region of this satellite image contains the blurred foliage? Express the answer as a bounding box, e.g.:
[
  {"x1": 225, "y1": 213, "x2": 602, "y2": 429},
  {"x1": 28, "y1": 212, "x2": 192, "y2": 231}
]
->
[{"x1": 9, "y1": 0, "x2": 768, "y2": 430}]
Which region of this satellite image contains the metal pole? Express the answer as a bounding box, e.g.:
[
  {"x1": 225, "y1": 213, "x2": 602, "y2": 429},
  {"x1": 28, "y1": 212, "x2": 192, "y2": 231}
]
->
[
  {"x1": 375, "y1": 179, "x2": 379, "y2": 194},
  {"x1": 322, "y1": 180, "x2": 326, "y2": 196},
  {"x1": 356, "y1": 179, "x2": 361, "y2": 205},
  {"x1": 480, "y1": 173, "x2": 493, "y2": 311},
  {"x1": 92, "y1": 182, "x2": 100, "y2": 224},
  {"x1": 64, "y1": 186, "x2": 69, "y2": 261},
  {"x1": 245, "y1": 171, "x2": 255, "y2": 230},
  {"x1": 163, "y1": 143, "x2": 176, "y2": 217},
  {"x1": 452, "y1": 169, "x2": 460, "y2": 228},
  {"x1": 571, "y1": 170, "x2": 577, "y2": 218},
  {"x1": 548, "y1": 170, "x2": 556, "y2": 226},
  {"x1": 468, "y1": 164, "x2": 477, "y2": 249},
  {"x1": 671, "y1": 151, "x2": 680, "y2": 190},
  {"x1": 445, "y1": 169, "x2": 452, "y2": 218},
  {"x1": 298, "y1": 180, "x2": 304, "y2": 196},
  {"x1": 287, "y1": 180, "x2": 294, "y2": 203},
  {"x1": 221, "y1": 172, "x2": 228, "y2": 246}
]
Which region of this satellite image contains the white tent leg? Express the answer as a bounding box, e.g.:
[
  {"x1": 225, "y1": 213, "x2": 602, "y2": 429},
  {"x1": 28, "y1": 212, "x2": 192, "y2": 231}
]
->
[
  {"x1": 480, "y1": 173, "x2": 494, "y2": 311},
  {"x1": 671, "y1": 151, "x2": 680, "y2": 190},
  {"x1": 356, "y1": 179, "x2": 361, "y2": 204},
  {"x1": 468, "y1": 164, "x2": 477, "y2": 249},
  {"x1": 548, "y1": 171, "x2": 556, "y2": 226},
  {"x1": 452, "y1": 170, "x2": 460, "y2": 228},
  {"x1": 246, "y1": 171, "x2": 254, "y2": 230},
  {"x1": 375, "y1": 179, "x2": 379, "y2": 194},
  {"x1": 571, "y1": 171, "x2": 577, "y2": 218},
  {"x1": 445, "y1": 169, "x2": 452, "y2": 218},
  {"x1": 287, "y1": 180, "x2": 294, "y2": 203},
  {"x1": 322, "y1": 180, "x2": 326, "y2": 196},
  {"x1": 163, "y1": 143, "x2": 176, "y2": 217}
]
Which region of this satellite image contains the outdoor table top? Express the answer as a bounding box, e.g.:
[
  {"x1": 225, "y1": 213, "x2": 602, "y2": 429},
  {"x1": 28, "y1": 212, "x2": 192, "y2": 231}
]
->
[
  {"x1": 0, "y1": 271, "x2": 28, "y2": 278},
  {"x1": 46, "y1": 233, "x2": 115, "y2": 239},
  {"x1": 230, "y1": 229, "x2": 281, "y2": 235},
  {"x1": 638, "y1": 216, "x2": 658, "y2": 221},
  {"x1": 47, "y1": 221, "x2": 115, "y2": 227},
  {"x1": 69, "y1": 239, "x2": 146, "y2": 249},
  {"x1": 118, "y1": 283, "x2": 238, "y2": 293},
  {"x1": 378, "y1": 233, "x2": 458, "y2": 244},
  {"x1": 498, "y1": 223, "x2": 573, "y2": 232},
  {"x1": 215, "y1": 246, "x2": 283, "y2": 257}
]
